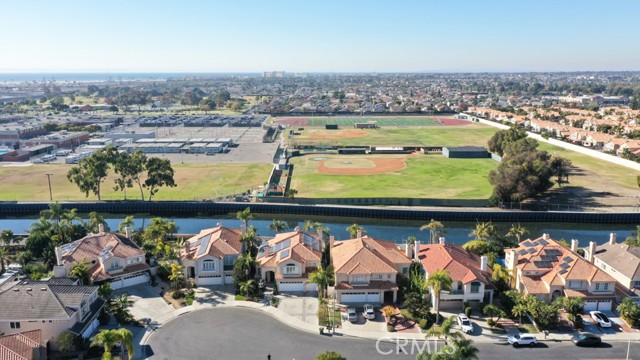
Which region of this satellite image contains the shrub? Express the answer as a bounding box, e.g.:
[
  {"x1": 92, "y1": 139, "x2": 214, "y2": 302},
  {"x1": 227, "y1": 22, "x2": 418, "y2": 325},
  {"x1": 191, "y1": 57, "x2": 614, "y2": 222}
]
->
[
  {"x1": 418, "y1": 318, "x2": 429, "y2": 330},
  {"x1": 235, "y1": 294, "x2": 246, "y2": 301},
  {"x1": 98, "y1": 310, "x2": 111, "y2": 325},
  {"x1": 271, "y1": 297, "x2": 280, "y2": 308},
  {"x1": 464, "y1": 306, "x2": 472, "y2": 317},
  {"x1": 171, "y1": 290, "x2": 184, "y2": 299},
  {"x1": 387, "y1": 324, "x2": 396, "y2": 332},
  {"x1": 400, "y1": 309, "x2": 414, "y2": 321},
  {"x1": 383, "y1": 305, "x2": 397, "y2": 318},
  {"x1": 487, "y1": 319, "x2": 496, "y2": 327}
]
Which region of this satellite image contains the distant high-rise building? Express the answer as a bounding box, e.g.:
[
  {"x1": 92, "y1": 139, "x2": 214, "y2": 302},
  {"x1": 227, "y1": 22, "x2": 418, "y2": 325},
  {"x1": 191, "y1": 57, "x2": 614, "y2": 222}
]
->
[
  {"x1": 263, "y1": 71, "x2": 286, "y2": 78},
  {"x1": 294, "y1": 72, "x2": 308, "y2": 78}
]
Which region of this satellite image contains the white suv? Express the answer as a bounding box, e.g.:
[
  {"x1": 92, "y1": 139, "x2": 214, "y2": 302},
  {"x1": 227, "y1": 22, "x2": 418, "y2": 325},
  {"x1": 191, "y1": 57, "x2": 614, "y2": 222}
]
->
[
  {"x1": 508, "y1": 333, "x2": 537, "y2": 347},
  {"x1": 456, "y1": 313, "x2": 473, "y2": 334}
]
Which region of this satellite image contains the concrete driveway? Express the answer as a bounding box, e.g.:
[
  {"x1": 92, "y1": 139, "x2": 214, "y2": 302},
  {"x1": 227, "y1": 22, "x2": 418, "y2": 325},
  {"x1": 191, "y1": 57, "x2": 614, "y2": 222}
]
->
[
  {"x1": 340, "y1": 305, "x2": 386, "y2": 333},
  {"x1": 115, "y1": 284, "x2": 174, "y2": 325},
  {"x1": 277, "y1": 294, "x2": 319, "y2": 326}
]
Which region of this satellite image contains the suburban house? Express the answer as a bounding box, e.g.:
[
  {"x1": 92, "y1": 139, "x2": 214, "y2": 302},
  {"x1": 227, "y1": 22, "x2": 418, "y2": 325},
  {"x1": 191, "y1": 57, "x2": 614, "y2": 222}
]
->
[
  {"x1": 417, "y1": 238, "x2": 494, "y2": 310},
  {"x1": 53, "y1": 225, "x2": 150, "y2": 290},
  {"x1": 584, "y1": 233, "x2": 640, "y2": 304},
  {"x1": 181, "y1": 226, "x2": 243, "y2": 286},
  {"x1": 331, "y1": 232, "x2": 412, "y2": 304},
  {"x1": 256, "y1": 230, "x2": 323, "y2": 293},
  {"x1": 0, "y1": 279, "x2": 105, "y2": 350},
  {"x1": 0, "y1": 330, "x2": 46, "y2": 360},
  {"x1": 505, "y1": 234, "x2": 617, "y2": 311}
]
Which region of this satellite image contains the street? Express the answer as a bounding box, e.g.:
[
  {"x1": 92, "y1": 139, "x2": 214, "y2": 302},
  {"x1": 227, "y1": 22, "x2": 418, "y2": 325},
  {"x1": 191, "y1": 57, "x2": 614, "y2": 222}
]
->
[{"x1": 144, "y1": 307, "x2": 640, "y2": 360}]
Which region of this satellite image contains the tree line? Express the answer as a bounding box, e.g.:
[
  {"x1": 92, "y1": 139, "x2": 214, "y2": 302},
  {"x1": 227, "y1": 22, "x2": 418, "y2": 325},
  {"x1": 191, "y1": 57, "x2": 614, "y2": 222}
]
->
[{"x1": 67, "y1": 146, "x2": 176, "y2": 201}]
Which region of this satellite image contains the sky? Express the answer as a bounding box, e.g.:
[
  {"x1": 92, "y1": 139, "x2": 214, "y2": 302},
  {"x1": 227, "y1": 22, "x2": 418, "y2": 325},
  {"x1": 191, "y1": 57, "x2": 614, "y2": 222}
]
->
[{"x1": 0, "y1": 0, "x2": 639, "y2": 73}]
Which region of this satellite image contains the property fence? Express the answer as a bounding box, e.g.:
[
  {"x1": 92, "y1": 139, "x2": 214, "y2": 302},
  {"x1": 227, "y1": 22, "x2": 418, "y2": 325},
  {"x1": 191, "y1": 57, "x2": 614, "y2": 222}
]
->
[{"x1": 261, "y1": 197, "x2": 490, "y2": 208}]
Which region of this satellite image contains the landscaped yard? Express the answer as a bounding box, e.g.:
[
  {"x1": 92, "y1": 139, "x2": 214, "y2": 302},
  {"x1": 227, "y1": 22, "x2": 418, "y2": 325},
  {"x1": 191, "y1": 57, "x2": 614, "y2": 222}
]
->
[
  {"x1": 0, "y1": 162, "x2": 272, "y2": 201},
  {"x1": 289, "y1": 154, "x2": 497, "y2": 199}
]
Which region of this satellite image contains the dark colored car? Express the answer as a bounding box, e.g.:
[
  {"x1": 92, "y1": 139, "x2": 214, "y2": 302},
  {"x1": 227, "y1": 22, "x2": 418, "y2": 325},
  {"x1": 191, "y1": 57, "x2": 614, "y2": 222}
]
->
[{"x1": 571, "y1": 333, "x2": 602, "y2": 347}]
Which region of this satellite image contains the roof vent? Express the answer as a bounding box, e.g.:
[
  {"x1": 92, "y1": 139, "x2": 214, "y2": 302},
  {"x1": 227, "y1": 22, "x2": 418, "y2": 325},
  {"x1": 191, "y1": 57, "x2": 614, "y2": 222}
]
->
[
  {"x1": 26, "y1": 288, "x2": 32, "y2": 291},
  {"x1": 40, "y1": 287, "x2": 47, "y2": 291},
  {"x1": 13, "y1": 288, "x2": 19, "y2": 292}
]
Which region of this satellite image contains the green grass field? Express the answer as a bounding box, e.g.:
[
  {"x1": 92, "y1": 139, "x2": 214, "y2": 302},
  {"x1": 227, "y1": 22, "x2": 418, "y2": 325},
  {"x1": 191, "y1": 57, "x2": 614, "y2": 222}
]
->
[
  {"x1": 291, "y1": 124, "x2": 498, "y2": 147},
  {"x1": 0, "y1": 163, "x2": 272, "y2": 201},
  {"x1": 289, "y1": 154, "x2": 497, "y2": 199},
  {"x1": 307, "y1": 117, "x2": 441, "y2": 127}
]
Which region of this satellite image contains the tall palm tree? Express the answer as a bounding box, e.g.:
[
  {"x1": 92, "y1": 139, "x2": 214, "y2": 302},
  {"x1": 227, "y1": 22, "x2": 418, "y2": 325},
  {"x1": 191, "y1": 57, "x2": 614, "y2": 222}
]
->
[
  {"x1": 451, "y1": 337, "x2": 479, "y2": 360},
  {"x1": 425, "y1": 269, "x2": 452, "y2": 325},
  {"x1": 1, "y1": 230, "x2": 13, "y2": 248},
  {"x1": 119, "y1": 215, "x2": 135, "y2": 233},
  {"x1": 235, "y1": 253, "x2": 256, "y2": 281},
  {"x1": 491, "y1": 263, "x2": 511, "y2": 289},
  {"x1": 240, "y1": 225, "x2": 258, "y2": 255},
  {"x1": 86, "y1": 211, "x2": 109, "y2": 233},
  {"x1": 0, "y1": 247, "x2": 9, "y2": 275},
  {"x1": 40, "y1": 202, "x2": 64, "y2": 224},
  {"x1": 268, "y1": 219, "x2": 287, "y2": 233},
  {"x1": 346, "y1": 224, "x2": 365, "y2": 238},
  {"x1": 426, "y1": 315, "x2": 463, "y2": 346},
  {"x1": 239, "y1": 279, "x2": 256, "y2": 297},
  {"x1": 91, "y1": 329, "x2": 120, "y2": 360},
  {"x1": 306, "y1": 265, "x2": 334, "y2": 299},
  {"x1": 420, "y1": 219, "x2": 444, "y2": 244},
  {"x1": 116, "y1": 328, "x2": 134, "y2": 360},
  {"x1": 301, "y1": 219, "x2": 315, "y2": 232},
  {"x1": 506, "y1": 223, "x2": 528, "y2": 243},
  {"x1": 168, "y1": 263, "x2": 184, "y2": 291},
  {"x1": 511, "y1": 303, "x2": 528, "y2": 324},
  {"x1": 69, "y1": 261, "x2": 91, "y2": 285},
  {"x1": 236, "y1": 207, "x2": 253, "y2": 230},
  {"x1": 469, "y1": 221, "x2": 495, "y2": 241}
]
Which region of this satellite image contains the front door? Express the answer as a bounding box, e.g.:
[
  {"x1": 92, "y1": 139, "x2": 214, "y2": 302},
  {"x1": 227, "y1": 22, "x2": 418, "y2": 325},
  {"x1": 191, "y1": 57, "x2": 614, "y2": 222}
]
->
[{"x1": 189, "y1": 266, "x2": 195, "y2": 279}]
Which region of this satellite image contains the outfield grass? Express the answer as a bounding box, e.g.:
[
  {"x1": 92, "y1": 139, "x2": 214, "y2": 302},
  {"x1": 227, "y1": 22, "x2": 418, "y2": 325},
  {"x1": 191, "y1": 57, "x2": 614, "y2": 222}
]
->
[
  {"x1": 0, "y1": 163, "x2": 272, "y2": 201},
  {"x1": 307, "y1": 117, "x2": 440, "y2": 127},
  {"x1": 291, "y1": 124, "x2": 498, "y2": 147},
  {"x1": 289, "y1": 154, "x2": 497, "y2": 199}
]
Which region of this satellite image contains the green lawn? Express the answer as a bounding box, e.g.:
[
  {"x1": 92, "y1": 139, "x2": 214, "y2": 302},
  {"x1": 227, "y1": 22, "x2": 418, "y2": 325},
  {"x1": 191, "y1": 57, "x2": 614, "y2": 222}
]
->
[
  {"x1": 290, "y1": 154, "x2": 497, "y2": 199},
  {"x1": 0, "y1": 163, "x2": 272, "y2": 201},
  {"x1": 307, "y1": 117, "x2": 441, "y2": 127},
  {"x1": 291, "y1": 125, "x2": 498, "y2": 147}
]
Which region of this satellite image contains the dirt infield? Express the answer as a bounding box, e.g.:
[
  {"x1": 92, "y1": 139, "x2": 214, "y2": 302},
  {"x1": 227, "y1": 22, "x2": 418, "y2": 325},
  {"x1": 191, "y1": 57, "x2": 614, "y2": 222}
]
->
[
  {"x1": 434, "y1": 117, "x2": 470, "y2": 126},
  {"x1": 310, "y1": 130, "x2": 368, "y2": 139},
  {"x1": 274, "y1": 118, "x2": 308, "y2": 126},
  {"x1": 317, "y1": 156, "x2": 407, "y2": 175}
]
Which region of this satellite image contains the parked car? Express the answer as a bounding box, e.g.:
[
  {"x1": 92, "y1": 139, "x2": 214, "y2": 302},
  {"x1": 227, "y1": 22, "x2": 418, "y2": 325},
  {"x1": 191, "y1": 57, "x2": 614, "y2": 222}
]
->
[
  {"x1": 363, "y1": 304, "x2": 376, "y2": 320},
  {"x1": 508, "y1": 333, "x2": 537, "y2": 347},
  {"x1": 571, "y1": 333, "x2": 602, "y2": 347},
  {"x1": 456, "y1": 313, "x2": 473, "y2": 334},
  {"x1": 590, "y1": 311, "x2": 612, "y2": 328},
  {"x1": 347, "y1": 308, "x2": 358, "y2": 323}
]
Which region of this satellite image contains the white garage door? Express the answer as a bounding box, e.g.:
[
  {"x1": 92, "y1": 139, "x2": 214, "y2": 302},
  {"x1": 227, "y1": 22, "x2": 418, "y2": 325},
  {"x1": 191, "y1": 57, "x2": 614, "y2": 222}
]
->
[
  {"x1": 198, "y1": 275, "x2": 223, "y2": 286},
  {"x1": 304, "y1": 283, "x2": 317, "y2": 292},
  {"x1": 583, "y1": 300, "x2": 598, "y2": 311},
  {"x1": 110, "y1": 273, "x2": 149, "y2": 290},
  {"x1": 279, "y1": 281, "x2": 305, "y2": 292},
  {"x1": 82, "y1": 318, "x2": 100, "y2": 339},
  {"x1": 340, "y1": 291, "x2": 380, "y2": 303},
  {"x1": 224, "y1": 274, "x2": 234, "y2": 284},
  {"x1": 597, "y1": 300, "x2": 612, "y2": 311}
]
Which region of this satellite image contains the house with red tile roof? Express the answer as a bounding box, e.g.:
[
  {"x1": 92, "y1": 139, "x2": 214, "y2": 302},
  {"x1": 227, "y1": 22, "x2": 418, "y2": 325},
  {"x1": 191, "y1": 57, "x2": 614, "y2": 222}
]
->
[
  {"x1": 331, "y1": 231, "x2": 412, "y2": 304},
  {"x1": 0, "y1": 330, "x2": 46, "y2": 360},
  {"x1": 181, "y1": 226, "x2": 243, "y2": 286},
  {"x1": 256, "y1": 230, "x2": 323, "y2": 293},
  {"x1": 53, "y1": 225, "x2": 149, "y2": 290},
  {"x1": 505, "y1": 234, "x2": 616, "y2": 311},
  {"x1": 417, "y1": 238, "x2": 494, "y2": 310}
]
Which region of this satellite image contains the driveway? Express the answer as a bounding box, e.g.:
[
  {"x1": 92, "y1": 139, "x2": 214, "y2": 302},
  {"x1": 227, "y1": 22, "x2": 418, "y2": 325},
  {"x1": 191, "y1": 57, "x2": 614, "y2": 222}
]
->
[
  {"x1": 277, "y1": 294, "x2": 318, "y2": 326},
  {"x1": 193, "y1": 285, "x2": 235, "y2": 307},
  {"x1": 115, "y1": 284, "x2": 174, "y2": 326},
  {"x1": 340, "y1": 305, "x2": 387, "y2": 333}
]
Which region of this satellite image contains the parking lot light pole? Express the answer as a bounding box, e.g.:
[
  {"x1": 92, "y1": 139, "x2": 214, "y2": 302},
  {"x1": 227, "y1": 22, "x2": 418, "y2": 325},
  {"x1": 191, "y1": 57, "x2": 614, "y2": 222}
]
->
[{"x1": 45, "y1": 173, "x2": 53, "y2": 202}]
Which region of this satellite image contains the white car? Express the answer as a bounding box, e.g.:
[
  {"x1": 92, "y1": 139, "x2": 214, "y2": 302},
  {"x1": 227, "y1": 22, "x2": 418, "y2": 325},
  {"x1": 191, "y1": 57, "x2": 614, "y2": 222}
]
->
[
  {"x1": 363, "y1": 304, "x2": 376, "y2": 320},
  {"x1": 508, "y1": 333, "x2": 537, "y2": 347},
  {"x1": 347, "y1": 308, "x2": 358, "y2": 323},
  {"x1": 456, "y1": 313, "x2": 473, "y2": 333},
  {"x1": 590, "y1": 311, "x2": 612, "y2": 328}
]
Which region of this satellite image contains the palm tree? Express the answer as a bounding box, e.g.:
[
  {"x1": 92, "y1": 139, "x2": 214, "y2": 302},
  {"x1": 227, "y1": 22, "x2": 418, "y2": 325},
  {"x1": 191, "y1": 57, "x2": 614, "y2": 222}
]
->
[
  {"x1": 1, "y1": 230, "x2": 13, "y2": 248},
  {"x1": 240, "y1": 225, "x2": 258, "y2": 255},
  {"x1": 91, "y1": 329, "x2": 120, "y2": 360},
  {"x1": 482, "y1": 304, "x2": 506, "y2": 322},
  {"x1": 116, "y1": 328, "x2": 134, "y2": 360},
  {"x1": 491, "y1": 263, "x2": 511, "y2": 289},
  {"x1": 511, "y1": 303, "x2": 528, "y2": 324},
  {"x1": 0, "y1": 247, "x2": 8, "y2": 275},
  {"x1": 469, "y1": 221, "x2": 495, "y2": 241},
  {"x1": 168, "y1": 263, "x2": 184, "y2": 291},
  {"x1": 86, "y1": 211, "x2": 109, "y2": 233},
  {"x1": 426, "y1": 315, "x2": 463, "y2": 346},
  {"x1": 451, "y1": 337, "x2": 479, "y2": 360},
  {"x1": 239, "y1": 279, "x2": 256, "y2": 297},
  {"x1": 346, "y1": 223, "x2": 365, "y2": 238},
  {"x1": 301, "y1": 219, "x2": 314, "y2": 232},
  {"x1": 69, "y1": 261, "x2": 91, "y2": 285},
  {"x1": 40, "y1": 202, "x2": 64, "y2": 224},
  {"x1": 119, "y1": 215, "x2": 135, "y2": 233},
  {"x1": 236, "y1": 207, "x2": 253, "y2": 230},
  {"x1": 420, "y1": 219, "x2": 444, "y2": 244},
  {"x1": 425, "y1": 269, "x2": 452, "y2": 325},
  {"x1": 307, "y1": 265, "x2": 334, "y2": 299},
  {"x1": 506, "y1": 223, "x2": 528, "y2": 243},
  {"x1": 268, "y1": 219, "x2": 287, "y2": 233}
]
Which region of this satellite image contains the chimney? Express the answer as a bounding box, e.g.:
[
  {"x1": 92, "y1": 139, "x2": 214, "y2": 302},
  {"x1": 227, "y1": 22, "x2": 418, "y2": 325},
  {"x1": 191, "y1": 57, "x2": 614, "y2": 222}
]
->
[
  {"x1": 542, "y1": 233, "x2": 550, "y2": 241},
  {"x1": 317, "y1": 228, "x2": 324, "y2": 242},
  {"x1": 125, "y1": 226, "x2": 132, "y2": 239},
  {"x1": 609, "y1": 233, "x2": 616, "y2": 245},
  {"x1": 356, "y1": 229, "x2": 362, "y2": 238},
  {"x1": 98, "y1": 223, "x2": 105, "y2": 234},
  {"x1": 414, "y1": 241, "x2": 420, "y2": 261},
  {"x1": 217, "y1": 221, "x2": 223, "y2": 227},
  {"x1": 505, "y1": 249, "x2": 518, "y2": 271},
  {"x1": 405, "y1": 242, "x2": 412, "y2": 258},
  {"x1": 439, "y1": 237, "x2": 445, "y2": 244},
  {"x1": 54, "y1": 246, "x2": 63, "y2": 266},
  {"x1": 480, "y1": 255, "x2": 488, "y2": 272},
  {"x1": 587, "y1": 241, "x2": 596, "y2": 263},
  {"x1": 570, "y1": 239, "x2": 578, "y2": 252},
  {"x1": 294, "y1": 226, "x2": 301, "y2": 232},
  {"x1": 329, "y1": 235, "x2": 335, "y2": 250},
  {"x1": 241, "y1": 223, "x2": 247, "y2": 234}
]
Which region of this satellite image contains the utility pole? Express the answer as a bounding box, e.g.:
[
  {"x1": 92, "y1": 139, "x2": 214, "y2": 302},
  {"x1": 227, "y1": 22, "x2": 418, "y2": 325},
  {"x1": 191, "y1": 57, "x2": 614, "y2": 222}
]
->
[{"x1": 45, "y1": 173, "x2": 53, "y2": 202}]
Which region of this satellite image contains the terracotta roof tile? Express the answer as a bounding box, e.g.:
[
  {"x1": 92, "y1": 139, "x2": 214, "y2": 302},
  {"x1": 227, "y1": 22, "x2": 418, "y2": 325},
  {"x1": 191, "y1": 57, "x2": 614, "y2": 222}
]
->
[
  {"x1": 182, "y1": 227, "x2": 243, "y2": 260},
  {"x1": 417, "y1": 243, "x2": 492, "y2": 284},
  {"x1": 332, "y1": 236, "x2": 408, "y2": 275},
  {"x1": 0, "y1": 330, "x2": 42, "y2": 360}
]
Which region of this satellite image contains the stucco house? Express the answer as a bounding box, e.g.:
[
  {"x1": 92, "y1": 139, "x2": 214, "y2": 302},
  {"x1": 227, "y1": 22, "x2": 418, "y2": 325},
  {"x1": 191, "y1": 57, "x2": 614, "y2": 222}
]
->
[
  {"x1": 331, "y1": 232, "x2": 412, "y2": 304},
  {"x1": 256, "y1": 230, "x2": 323, "y2": 293},
  {"x1": 417, "y1": 238, "x2": 494, "y2": 310},
  {"x1": 53, "y1": 225, "x2": 150, "y2": 290},
  {"x1": 181, "y1": 226, "x2": 243, "y2": 286}
]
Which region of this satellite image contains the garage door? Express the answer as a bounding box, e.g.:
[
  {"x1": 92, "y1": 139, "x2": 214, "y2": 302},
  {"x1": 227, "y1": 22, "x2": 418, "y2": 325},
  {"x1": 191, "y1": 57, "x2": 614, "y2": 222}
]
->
[
  {"x1": 597, "y1": 300, "x2": 612, "y2": 311},
  {"x1": 583, "y1": 300, "x2": 598, "y2": 312},
  {"x1": 304, "y1": 283, "x2": 317, "y2": 292},
  {"x1": 224, "y1": 274, "x2": 234, "y2": 284},
  {"x1": 82, "y1": 318, "x2": 100, "y2": 339},
  {"x1": 340, "y1": 291, "x2": 380, "y2": 303},
  {"x1": 110, "y1": 273, "x2": 149, "y2": 290},
  {"x1": 439, "y1": 299, "x2": 464, "y2": 310},
  {"x1": 198, "y1": 275, "x2": 223, "y2": 286},
  {"x1": 279, "y1": 281, "x2": 305, "y2": 292}
]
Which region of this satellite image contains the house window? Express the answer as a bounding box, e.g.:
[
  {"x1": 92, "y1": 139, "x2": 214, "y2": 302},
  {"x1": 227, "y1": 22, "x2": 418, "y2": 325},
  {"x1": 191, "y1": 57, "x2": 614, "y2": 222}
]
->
[
  {"x1": 202, "y1": 260, "x2": 215, "y2": 272},
  {"x1": 284, "y1": 264, "x2": 297, "y2": 275},
  {"x1": 634, "y1": 280, "x2": 640, "y2": 288},
  {"x1": 110, "y1": 261, "x2": 120, "y2": 270},
  {"x1": 372, "y1": 274, "x2": 382, "y2": 280},
  {"x1": 10, "y1": 322, "x2": 20, "y2": 329},
  {"x1": 223, "y1": 256, "x2": 237, "y2": 270},
  {"x1": 470, "y1": 282, "x2": 481, "y2": 294},
  {"x1": 569, "y1": 280, "x2": 582, "y2": 289},
  {"x1": 354, "y1": 275, "x2": 366, "y2": 284}
]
